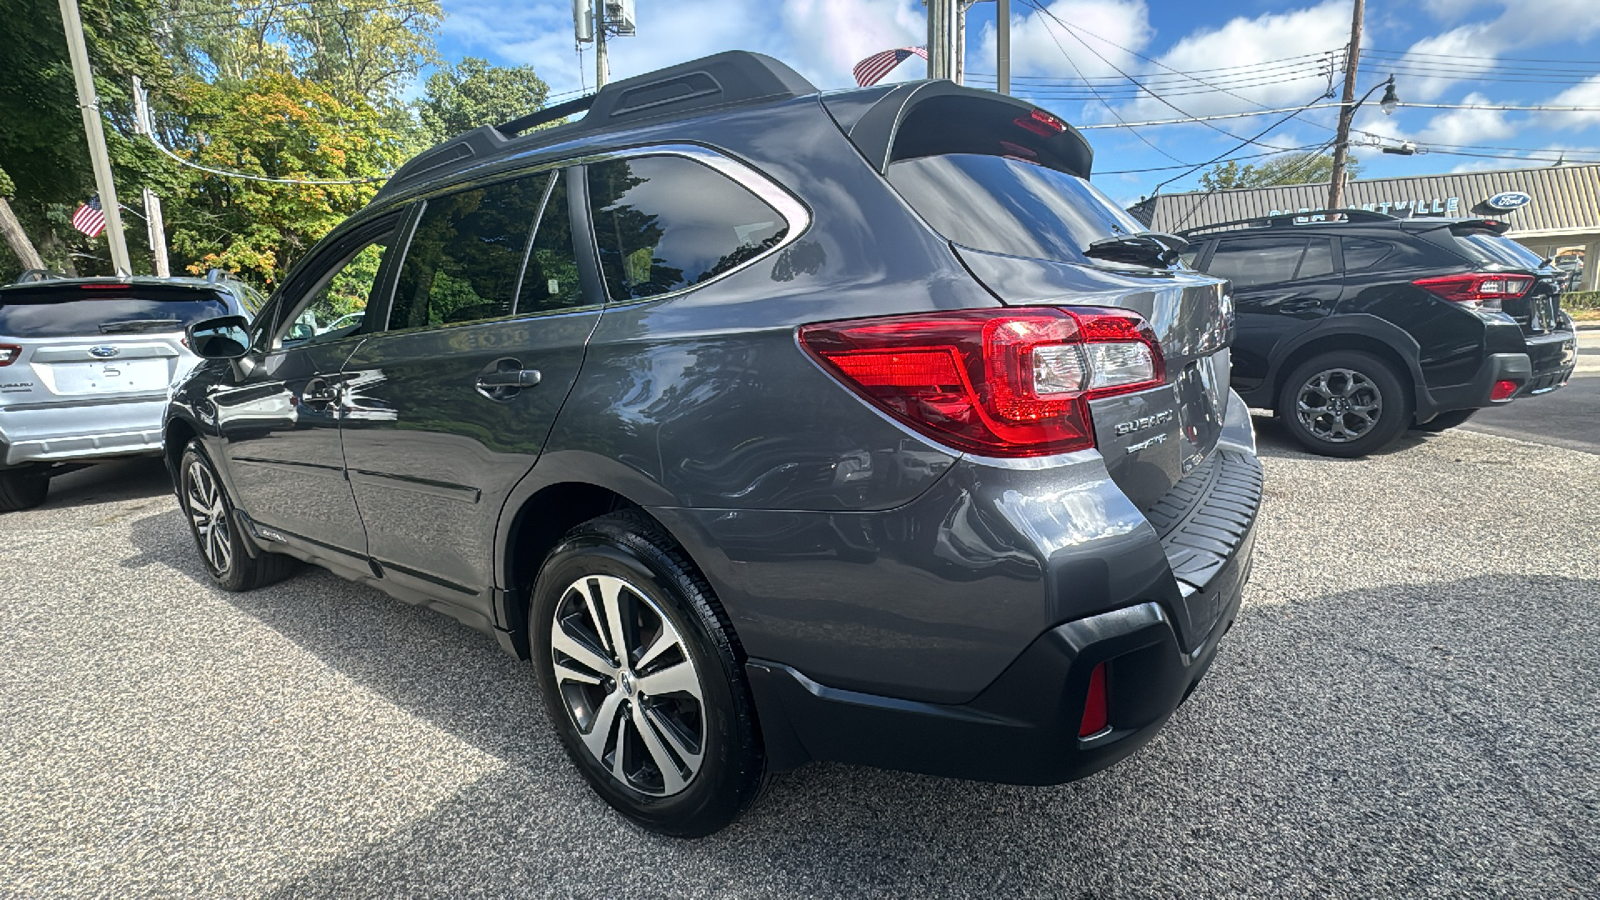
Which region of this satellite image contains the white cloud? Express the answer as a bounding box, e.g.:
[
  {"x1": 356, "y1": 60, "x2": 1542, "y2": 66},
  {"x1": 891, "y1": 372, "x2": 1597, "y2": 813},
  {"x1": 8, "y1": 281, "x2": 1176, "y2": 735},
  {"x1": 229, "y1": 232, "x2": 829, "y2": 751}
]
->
[
  {"x1": 780, "y1": 0, "x2": 926, "y2": 87},
  {"x1": 1545, "y1": 75, "x2": 1600, "y2": 129},
  {"x1": 1417, "y1": 92, "x2": 1516, "y2": 144},
  {"x1": 974, "y1": 0, "x2": 1152, "y2": 79}
]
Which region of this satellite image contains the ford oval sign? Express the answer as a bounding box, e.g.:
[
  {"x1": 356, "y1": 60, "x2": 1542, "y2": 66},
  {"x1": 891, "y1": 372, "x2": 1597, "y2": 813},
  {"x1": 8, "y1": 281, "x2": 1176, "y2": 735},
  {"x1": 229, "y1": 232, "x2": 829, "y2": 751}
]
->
[
  {"x1": 1485, "y1": 190, "x2": 1532, "y2": 211},
  {"x1": 89, "y1": 346, "x2": 120, "y2": 359}
]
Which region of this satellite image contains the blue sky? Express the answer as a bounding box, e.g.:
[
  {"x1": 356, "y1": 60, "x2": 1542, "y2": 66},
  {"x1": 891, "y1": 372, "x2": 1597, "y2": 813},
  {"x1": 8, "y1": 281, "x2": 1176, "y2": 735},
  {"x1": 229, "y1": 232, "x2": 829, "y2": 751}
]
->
[{"x1": 432, "y1": 0, "x2": 1600, "y2": 205}]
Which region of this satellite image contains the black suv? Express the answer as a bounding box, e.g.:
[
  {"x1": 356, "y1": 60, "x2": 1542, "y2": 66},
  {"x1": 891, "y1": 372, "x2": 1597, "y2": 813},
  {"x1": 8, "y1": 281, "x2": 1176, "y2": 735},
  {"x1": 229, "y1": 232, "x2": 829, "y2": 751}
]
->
[
  {"x1": 165, "y1": 52, "x2": 1262, "y2": 836},
  {"x1": 1181, "y1": 210, "x2": 1578, "y2": 457}
]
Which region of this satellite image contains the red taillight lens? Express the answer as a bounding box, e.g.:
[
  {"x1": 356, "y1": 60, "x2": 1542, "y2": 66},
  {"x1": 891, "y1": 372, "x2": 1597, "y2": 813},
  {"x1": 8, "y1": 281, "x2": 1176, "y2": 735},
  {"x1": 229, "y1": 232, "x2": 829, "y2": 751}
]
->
[
  {"x1": 78, "y1": 283, "x2": 132, "y2": 290},
  {"x1": 799, "y1": 307, "x2": 1164, "y2": 457},
  {"x1": 1079, "y1": 662, "x2": 1108, "y2": 737},
  {"x1": 1491, "y1": 379, "x2": 1520, "y2": 401},
  {"x1": 0, "y1": 344, "x2": 19, "y2": 367},
  {"x1": 1413, "y1": 272, "x2": 1534, "y2": 310},
  {"x1": 1014, "y1": 108, "x2": 1067, "y2": 136}
]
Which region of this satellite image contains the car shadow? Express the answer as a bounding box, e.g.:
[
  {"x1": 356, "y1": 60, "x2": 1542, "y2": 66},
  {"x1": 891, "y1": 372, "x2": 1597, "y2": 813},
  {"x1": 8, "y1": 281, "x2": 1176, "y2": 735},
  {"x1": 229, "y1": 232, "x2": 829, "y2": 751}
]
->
[
  {"x1": 34, "y1": 457, "x2": 172, "y2": 512},
  {"x1": 1251, "y1": 412, "x2": 1433, "y2": 461},
  {"x1": 123, "y1": 511, "x2": 1600, "y2": 896}
]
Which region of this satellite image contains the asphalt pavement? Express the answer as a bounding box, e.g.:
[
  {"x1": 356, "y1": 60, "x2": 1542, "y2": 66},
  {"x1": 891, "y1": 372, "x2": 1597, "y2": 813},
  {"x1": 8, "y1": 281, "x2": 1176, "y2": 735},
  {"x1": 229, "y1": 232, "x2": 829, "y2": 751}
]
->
[
  {"x1": 2, "y1": 426, "x2": 1598, "y2": 898},
  {"x1": 1464, "y1": 327, "x2": 1600, "y2": 454}
]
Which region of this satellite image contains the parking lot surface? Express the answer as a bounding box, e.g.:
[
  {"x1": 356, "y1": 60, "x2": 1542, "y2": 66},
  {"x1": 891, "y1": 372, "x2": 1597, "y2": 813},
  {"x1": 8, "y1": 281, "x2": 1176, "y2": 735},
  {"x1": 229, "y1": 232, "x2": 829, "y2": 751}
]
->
[{"x1": 3, "y1": 425, "x2": 1597, "y2": 898}]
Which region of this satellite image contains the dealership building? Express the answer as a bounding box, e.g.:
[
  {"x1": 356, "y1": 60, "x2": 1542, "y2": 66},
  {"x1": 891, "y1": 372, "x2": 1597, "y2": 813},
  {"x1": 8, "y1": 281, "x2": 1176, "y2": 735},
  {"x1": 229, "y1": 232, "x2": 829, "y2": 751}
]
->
[{"x1": 1129, "y1": 162, "x2": 1600, "y2": 291}]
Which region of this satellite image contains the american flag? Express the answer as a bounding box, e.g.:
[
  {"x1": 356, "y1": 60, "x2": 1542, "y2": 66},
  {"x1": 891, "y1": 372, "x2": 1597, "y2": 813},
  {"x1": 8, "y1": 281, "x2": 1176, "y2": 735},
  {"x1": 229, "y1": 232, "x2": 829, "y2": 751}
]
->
[
  {"x1": 853, "y1": 46, "x2": 928, "y2": 87},
  {"x1": 71, "y1": 196, "x2": 106, "y2": 238}
]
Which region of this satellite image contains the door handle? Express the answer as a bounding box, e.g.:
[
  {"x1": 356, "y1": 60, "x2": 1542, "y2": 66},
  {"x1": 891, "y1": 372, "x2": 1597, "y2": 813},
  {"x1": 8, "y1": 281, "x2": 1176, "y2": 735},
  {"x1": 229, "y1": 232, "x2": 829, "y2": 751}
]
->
[
  {"x1": 477, "y1": 369, "x2": 541, "y2": 388},
  {"x1": 300, "y1": 377, "x2": 342, "y2": 411},
  {"x1": 476, "y1": 358, "x2": 541, "y2": 400}
]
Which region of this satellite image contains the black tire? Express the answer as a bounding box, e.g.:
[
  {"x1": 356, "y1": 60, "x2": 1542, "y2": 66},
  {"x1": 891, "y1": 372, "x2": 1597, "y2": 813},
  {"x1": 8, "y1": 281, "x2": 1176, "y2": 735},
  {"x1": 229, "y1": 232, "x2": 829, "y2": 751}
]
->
[
  {"x1": 1413, "y1": 408, "x2": 1478, "y2": 433},
  {"x1": 529, "y1": 510, "x2": 765, "y2": 837},
  {"x1": 177, "y1": 441, "x2": 297, "y2": 591},
  {"x1": 1277, "y1": 351, "x2": 1413, "y2": 458},
  {"x1": 0, "y1": 468, "x2": 50, "y2": 513}
]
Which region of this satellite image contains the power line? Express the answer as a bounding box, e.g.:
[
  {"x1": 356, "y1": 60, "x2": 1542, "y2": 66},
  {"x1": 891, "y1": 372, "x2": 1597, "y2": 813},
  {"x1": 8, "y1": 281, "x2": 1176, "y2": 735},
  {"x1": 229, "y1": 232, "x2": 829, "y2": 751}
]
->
[
  {"x1": 1149, "y1": 95, "x2": 1338, "y2": 195},
  {"x1": 144, "y1": 130, "x2": 387, "y2": 185},
  {"x1": 1098, "y1": 142, "x2": 1327, "y2": 174},
  {"x1": 1075, "y1": 103, "x2": 1345, "y2": 130}
]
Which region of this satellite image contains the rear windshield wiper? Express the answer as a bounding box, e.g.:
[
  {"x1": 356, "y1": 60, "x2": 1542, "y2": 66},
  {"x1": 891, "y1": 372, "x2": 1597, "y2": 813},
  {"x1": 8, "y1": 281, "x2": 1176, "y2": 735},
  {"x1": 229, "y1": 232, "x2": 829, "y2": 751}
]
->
[
  {"x1": 1084, "y1": 231, "x2": 1189, "y2": 268},
  {"x1": 99, "y1": 318, "x2": 183, "y2": 334}
]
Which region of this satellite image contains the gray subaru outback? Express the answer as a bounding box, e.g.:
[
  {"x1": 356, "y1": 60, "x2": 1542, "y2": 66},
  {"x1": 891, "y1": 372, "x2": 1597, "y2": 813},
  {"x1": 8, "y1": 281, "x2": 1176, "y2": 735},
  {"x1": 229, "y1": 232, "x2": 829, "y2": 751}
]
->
[{"x1": 165, "y1": 52, "x2": 1262, "y2": 836}]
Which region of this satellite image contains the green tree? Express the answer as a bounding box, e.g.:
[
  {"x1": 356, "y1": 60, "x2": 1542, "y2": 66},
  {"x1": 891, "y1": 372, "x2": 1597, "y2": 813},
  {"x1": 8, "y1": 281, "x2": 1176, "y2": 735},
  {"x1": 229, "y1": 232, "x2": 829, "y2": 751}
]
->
[
  {"x1": 415, "y1": 57, "x2": 551, "y2": 142},
  {"x1": 163, "y1": 0, "x2": 443, "y2": 110},
  {"x1": 164, "y1": 73, "x2": 407, "y2": 286},
  {"x1": 1199, "y1": 152, "x2": 1359, "y2": 191}
]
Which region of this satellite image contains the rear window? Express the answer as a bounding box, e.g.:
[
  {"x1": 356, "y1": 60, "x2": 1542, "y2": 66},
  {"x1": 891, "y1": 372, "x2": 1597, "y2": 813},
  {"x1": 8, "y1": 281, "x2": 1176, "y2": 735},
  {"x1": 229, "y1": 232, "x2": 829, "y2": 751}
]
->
[
  {"x1": 885, "y1": 153, "x2": 1144, "y2": 264},
  {"x1": 0, "y1": 286, "x2": 230, "y2": 338},
  {"x1": 1455, "y1": 232, "x2": 1546, "y2": 269}
]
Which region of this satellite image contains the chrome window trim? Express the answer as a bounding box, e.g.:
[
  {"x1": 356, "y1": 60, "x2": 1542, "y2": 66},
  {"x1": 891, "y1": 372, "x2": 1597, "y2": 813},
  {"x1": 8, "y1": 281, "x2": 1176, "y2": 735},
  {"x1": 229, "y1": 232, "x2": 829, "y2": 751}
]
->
[{"x1": 575, "y1": 143, "x2": 813, "y2": 305}]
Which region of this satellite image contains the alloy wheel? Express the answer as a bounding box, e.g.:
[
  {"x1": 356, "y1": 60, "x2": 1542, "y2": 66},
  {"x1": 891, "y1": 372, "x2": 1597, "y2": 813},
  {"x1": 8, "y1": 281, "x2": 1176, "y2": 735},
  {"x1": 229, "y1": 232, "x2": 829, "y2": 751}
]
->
[
  {"x1": 185, "y1": 459, "x2": 233, "y2": 574},
  {"x1": 1295, "y1": 367, "x2": 1384, "y2": 443},
  {"x1": 550, "y1": 574, "x2": 706, "y2": 796}
]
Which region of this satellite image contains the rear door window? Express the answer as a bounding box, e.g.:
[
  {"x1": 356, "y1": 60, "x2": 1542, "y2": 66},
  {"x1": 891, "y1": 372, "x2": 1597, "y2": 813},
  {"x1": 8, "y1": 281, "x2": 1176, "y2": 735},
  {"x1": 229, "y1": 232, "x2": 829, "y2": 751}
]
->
[
  {"x1": 0, "y1": 286, "x2": 230, "y2": 338},
  {"x1": 516, "y1": 171, "x2": 587, "y2": 315},
  {"x1": 587, "y1": 155, "x2": 789, "y2": 301},
  {"x1": 1204, "y1": 239, "x2": 1307, "y2": 288},
  {"x1": 1297, "y1": 238, "x2": 1336, "y2": 279},
  {"x1": 886, "y1": 153, "x2": 1144, "y2": 264},
  {"x1": 390, "y1": 172, "x2": 551, "y2": 330}
]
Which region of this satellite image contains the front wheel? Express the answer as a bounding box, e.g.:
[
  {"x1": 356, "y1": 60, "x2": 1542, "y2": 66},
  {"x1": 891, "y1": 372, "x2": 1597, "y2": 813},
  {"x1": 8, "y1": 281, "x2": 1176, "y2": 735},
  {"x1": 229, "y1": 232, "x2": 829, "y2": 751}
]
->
[
  {"x1": 178, "y1": 441, "x2": 296, "y2": 591},
  {"x1": 1277, "y1": 351, "x2": 1413, "y2": 458},
  {"x1": 529, "y1": 511, "x2": 765, "y2": 837}
]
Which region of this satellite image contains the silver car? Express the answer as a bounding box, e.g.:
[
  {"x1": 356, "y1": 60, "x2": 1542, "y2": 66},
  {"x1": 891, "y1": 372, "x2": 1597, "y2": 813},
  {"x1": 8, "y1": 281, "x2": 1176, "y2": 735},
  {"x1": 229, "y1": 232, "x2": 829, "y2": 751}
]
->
[{"x1": 0, "y1": 273, "x2": 261, "y2": 511}]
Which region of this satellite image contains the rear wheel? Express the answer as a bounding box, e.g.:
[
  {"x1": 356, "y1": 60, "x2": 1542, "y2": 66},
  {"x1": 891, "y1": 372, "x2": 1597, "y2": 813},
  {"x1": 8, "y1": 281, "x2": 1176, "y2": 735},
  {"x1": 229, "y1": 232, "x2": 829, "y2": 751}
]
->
[
  {"x1": 0, "y1": 468, "x2": 49, "y2": 512},
  {"x1": 530, "y1": 511, "x2": 765, "y2": 837},
  {"x1": 178, "y1": 441, "x2": 296, "y2": 591},
  {"x1": 1413, "y1": 408, "x2": 1477, "y2": 433},
  {"x1": 1277, "y1": 351, "x2": 1412, "y2": 458}
]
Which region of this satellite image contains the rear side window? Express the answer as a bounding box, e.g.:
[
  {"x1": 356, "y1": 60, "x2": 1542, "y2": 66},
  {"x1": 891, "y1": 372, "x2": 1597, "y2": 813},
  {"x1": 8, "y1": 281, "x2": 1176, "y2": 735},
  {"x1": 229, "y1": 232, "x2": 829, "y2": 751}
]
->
[
  {"x1": 886, "y1": 153, "x2": 1143, "y2": 264},
  {"x1": 1341, "y1": 238, "x2": 1393, "y2": 271},
  {"x1": 0, "y1": 286, "x2": 229, "y2": 338},
  {"x1": 1204, "y1": 239, "x2": 1307, "y2": 288},
  {"x1": 587, "y1": 155, "x2": 788, "y2": 301},
  {"x1": 391, "y1": 172, "x2": 551, "y2": 329}
]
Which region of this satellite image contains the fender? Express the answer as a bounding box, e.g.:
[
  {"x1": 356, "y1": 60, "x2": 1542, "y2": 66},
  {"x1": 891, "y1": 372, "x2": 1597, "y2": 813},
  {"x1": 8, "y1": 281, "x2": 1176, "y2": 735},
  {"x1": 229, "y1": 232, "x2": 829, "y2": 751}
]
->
[{"x1": 1248, "y1": 313, "x2": 1435, "y2": 417}]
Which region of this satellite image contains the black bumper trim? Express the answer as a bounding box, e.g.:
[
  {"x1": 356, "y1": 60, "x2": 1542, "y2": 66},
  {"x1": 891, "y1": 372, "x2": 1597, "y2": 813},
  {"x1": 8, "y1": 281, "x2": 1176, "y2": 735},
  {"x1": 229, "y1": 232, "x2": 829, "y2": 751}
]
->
[{"x1": 747, "y1": 556, "x2": 1247, "y2": 784}]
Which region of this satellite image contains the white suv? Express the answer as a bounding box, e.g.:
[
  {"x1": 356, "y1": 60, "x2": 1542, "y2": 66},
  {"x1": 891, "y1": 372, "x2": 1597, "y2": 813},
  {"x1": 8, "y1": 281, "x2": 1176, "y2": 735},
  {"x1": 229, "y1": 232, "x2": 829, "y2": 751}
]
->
[{"x1": 0, "y1": 273, "x2": 261, "y2": 511}]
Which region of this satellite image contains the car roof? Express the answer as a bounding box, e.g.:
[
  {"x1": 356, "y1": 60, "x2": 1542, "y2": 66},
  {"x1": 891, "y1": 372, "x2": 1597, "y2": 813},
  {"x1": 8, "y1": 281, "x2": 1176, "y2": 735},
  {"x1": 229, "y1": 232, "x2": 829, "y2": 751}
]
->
[
  {"x1": 1179, "y1": 209, "x2": 1513, "y2": 240},
  {"x1": 0, "y1": 274, "x2": 237, "y2": 295}
]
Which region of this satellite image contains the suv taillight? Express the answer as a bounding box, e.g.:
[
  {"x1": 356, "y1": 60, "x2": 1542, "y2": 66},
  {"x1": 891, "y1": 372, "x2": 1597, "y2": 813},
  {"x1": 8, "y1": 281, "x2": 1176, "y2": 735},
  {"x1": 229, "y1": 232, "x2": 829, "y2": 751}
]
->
[
  {"x1": 1413, "y1": 272, "x2": 1533, "y2": 311},
  {"x1": 0, "y1": 344, "x2": 19, "y2": 366},
  {"x1": 798, "y1": 307, "x2": 1165, "y2": 457}
]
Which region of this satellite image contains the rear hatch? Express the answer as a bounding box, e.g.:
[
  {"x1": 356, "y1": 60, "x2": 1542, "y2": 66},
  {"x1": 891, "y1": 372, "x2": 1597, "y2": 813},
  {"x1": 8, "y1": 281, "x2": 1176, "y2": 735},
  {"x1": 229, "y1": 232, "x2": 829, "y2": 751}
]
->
[
  {"x1": 883, "y1": 149, "x2": 1232, "y2": 510},
  {"x1": 1443, "y1": 224, "x2": 1571, "y2": 337},
  {"x1": 0, "y1": 282, "x2": 229, "y2": 410}
]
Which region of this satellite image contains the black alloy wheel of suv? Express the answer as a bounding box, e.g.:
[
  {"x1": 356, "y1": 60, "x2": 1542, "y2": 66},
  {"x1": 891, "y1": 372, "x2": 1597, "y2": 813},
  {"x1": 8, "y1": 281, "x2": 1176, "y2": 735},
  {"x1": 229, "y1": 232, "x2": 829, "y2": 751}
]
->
[
  {"x1": 165, "y1": 52, "x2": 1263, "y2": 836},
  {"x1": 1181, "y1": 210, "x2": 1578, "y2": 458}
]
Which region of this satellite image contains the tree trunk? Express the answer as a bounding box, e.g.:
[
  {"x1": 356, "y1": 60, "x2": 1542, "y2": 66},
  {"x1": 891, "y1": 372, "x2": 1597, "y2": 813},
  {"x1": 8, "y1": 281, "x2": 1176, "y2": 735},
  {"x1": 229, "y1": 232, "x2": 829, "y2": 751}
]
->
[{"x1": 0, "y1": 196, "x2": 45, "y2": 272}]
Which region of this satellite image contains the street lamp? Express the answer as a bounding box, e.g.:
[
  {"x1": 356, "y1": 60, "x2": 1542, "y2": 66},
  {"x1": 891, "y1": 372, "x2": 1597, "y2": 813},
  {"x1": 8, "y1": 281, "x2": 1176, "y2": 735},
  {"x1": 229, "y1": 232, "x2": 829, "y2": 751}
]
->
[{"x1": 1329, "y1": 75, "x2": 1401, "y2": 209}]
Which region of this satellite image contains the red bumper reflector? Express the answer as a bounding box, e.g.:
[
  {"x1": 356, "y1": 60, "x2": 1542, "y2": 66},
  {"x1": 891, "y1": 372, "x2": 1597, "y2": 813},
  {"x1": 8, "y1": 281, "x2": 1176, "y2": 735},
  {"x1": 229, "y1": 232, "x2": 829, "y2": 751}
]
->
[
  {"x1": 1079, "y1": 662, "x2": 1108, "y2": 737},
  {"x1": 1491, "y1": 379, "x2": 1519, "y2": 401}
]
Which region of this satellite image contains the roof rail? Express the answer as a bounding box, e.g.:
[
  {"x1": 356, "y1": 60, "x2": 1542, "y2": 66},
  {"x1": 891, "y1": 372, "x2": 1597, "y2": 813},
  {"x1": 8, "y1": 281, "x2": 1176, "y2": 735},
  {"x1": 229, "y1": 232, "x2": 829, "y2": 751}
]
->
[
  {"x1": 373, "y1": 51, "x2": 818, "y2": 203},
  {"x1": 1177, "y1": 208, "x2": 1397, "y2": 237}
]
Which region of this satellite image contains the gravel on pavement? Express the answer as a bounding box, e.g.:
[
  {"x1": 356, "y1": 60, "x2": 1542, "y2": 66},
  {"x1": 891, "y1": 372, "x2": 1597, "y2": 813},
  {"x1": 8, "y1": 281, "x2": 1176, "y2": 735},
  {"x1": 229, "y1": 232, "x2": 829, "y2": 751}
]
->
[{"x1": 2, "y1": 424, "x2": 1597, "y2": 898}]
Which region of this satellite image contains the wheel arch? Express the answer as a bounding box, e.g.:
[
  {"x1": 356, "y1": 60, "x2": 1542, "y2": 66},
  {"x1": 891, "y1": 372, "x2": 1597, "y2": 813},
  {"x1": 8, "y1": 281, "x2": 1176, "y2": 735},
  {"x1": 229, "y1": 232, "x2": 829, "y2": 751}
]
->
[
  {"x1": 162, "y1": 415, "x2": 202, "y2": 481},
  {"x1": 1264, "y1": 315, "x2": 1429, "y2": 417}
]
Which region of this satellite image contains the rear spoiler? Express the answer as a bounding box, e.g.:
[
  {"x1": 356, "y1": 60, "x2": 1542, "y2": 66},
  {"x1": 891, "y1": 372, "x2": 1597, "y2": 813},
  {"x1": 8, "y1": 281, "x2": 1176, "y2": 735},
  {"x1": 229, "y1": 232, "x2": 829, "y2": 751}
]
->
[{"x1": 1442, "y1": 218, "x2": 1512, "y2": 235}]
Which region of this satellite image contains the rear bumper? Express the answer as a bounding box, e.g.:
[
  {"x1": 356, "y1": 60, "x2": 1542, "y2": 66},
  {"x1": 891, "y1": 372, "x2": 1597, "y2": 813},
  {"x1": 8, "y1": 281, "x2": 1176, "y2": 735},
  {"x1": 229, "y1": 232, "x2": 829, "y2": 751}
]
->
[
  {"x1": 1517, "y1": 329, "x2": 1578, "y2": 396},
  {"x1": 748, "y1": 512, "x2": 1252, "y2": 782},
  {"x1": 0, "y1": 396, "x2": 168, "y2": 467}
]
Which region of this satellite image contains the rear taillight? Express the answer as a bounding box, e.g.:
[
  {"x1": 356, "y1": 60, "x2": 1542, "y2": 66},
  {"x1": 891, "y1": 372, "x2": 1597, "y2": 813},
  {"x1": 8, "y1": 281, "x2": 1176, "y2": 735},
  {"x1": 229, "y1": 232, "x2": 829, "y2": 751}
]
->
[
  {"x1": 1413, "y1": 272, "x2": 1533, "y2": 311},
  {"x1": 0, "y1": 344, "x2": 19, "y2": 366},
  {"x1": 798, "y1": 306, "x2": 1164, "y2": 457},
  {"x1": 1079, "y1": 662, "x2": 1109, "y2": 737}
]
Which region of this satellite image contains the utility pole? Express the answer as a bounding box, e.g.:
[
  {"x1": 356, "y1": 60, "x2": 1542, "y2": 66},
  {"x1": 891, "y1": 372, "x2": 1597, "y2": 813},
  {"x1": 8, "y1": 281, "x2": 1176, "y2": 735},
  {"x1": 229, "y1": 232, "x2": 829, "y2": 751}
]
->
[
  {"x1": 594, "y1": 0, "x2": 608, "y2": 89},
  {"x1": 1327, "y1": 0, "x2": 1365, "y2": 211},
  {"x1": 58, "y1": 0, "x2": 131, "y2": 275},
  {"x1": 926, "y1": 0, "x2": 959, "y2": 81},
  {"x1": 997, "y1": 0, "x2": 1010, "y2": 94},
  {"x1": 130, "y1": 77, "x2": 169, "y2": 277}
]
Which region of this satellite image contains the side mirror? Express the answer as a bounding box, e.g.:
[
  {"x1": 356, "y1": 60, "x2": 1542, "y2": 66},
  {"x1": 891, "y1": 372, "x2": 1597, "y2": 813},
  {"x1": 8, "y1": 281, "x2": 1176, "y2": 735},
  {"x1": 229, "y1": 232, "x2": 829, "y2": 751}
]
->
[{"x1": 187, "y1": 315, "x2": 252, "y2": 359}]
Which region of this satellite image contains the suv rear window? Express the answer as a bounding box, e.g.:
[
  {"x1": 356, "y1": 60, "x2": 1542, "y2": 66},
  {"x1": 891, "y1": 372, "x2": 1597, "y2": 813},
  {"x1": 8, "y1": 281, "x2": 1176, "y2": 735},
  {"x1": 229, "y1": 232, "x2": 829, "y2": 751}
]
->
[
  {"x1": 885, "y1": 153, "x2": 1145, "y2": 264},
  {"x1": 1454, "y1": 231, "x2": 1546, "y2": 269},
  {"x1": 0, "y1": 285, "x2": 230, "y2": 338}
]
